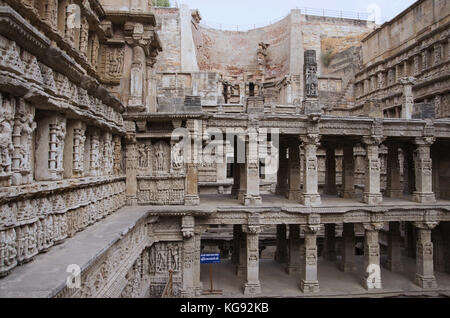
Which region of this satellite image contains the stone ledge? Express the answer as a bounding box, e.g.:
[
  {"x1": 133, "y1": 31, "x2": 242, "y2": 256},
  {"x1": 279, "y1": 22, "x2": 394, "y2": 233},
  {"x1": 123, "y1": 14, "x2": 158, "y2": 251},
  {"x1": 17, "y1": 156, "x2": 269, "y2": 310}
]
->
[{"x1": 0, "y1": 206, "x2": 149, "y2": 298}]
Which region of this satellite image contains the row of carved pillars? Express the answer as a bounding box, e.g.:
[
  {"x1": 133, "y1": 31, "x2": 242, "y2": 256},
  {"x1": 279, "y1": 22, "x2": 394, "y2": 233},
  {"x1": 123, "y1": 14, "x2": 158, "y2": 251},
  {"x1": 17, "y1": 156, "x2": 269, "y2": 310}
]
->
[
  {"x1": 275, "y1": 136, "x2": 437, "y2": 206},
  {"x1": 231, "y1": 221, "x2": 448, "y2": 295}
]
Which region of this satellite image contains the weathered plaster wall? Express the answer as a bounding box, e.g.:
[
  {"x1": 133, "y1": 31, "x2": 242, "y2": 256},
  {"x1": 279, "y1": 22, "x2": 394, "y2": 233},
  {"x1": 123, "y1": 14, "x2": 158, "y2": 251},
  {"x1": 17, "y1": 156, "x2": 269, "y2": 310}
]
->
[
  {"x1": 154, "y1": 7, "x2": 182, "y2": 73},
  {"x1": 192, "y1": 15, "x2": 292, "y2": 81}
]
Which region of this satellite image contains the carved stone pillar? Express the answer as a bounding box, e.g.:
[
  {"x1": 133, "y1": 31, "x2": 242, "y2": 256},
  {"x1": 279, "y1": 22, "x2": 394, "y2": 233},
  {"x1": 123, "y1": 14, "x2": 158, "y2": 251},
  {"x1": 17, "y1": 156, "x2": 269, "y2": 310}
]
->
[
  {"x1": 340, "y1": 223, "x2": 357, "y2": 272},
  {"x1": 287, "y1": 140, "x2": 301, "y2": 200},
  {"x1": 286, "y1": 225, "x2": 301, "y2": 274},
  {"x1": 300, "y1": 134, "x2": 321, "y2": 206},
  {"x1": 413, "y1": 137, "x2": 436, "y2": 203},
  {"x1": 323, "y1": 224, "x2": 337, "y2": 261},
  {"x1": 386, "y1": 222, "x2": 403, "y2": 272},
  {"x1": 362, "y1": 136, "x2": 384, "y2": 205},
  {"x1": 241, "y1": 131, "x2": 262, "y2": 206},
  {"x1": 125, "y1": 122, "x2": 138, "y2": 206},
  {"x1": 243, "y1": 223, "x2": 261, "y2": 295},
  {"x1": 400, "y1": 77, "x2": 416, "y2": 119},
  {"x1": 342, "y1": 144, "x2": 355, "y2": 198},
  {"x1": 275, "y1": 141, "x2": 288, "y2": 196},
  {"x1": 181, "y1": 216, "x2": 196, "y2": 297},
  {"x1": 35, "y1": 114, "x2": 66, "y2": 181},
  {"x1": 185, "y1": 120, "x2": 200, "y2": 206},
  {"x1": 275, "y1": 224, "x2": 288, "y2": 263},
  {"x1": 361, "y1": 222, "x2": 383, "y2": 290},
  {"x1": 386, "y1": 144, "x2": 402, "y2": 198},
  {"x1": 324, "y1": 146, "x2": 337, "y2": 195},
  {"x1": 300, "y1": 224, "x2": 320, "y2": 293},
  {"x1": 193, "y1": 226, "x2": 204, "y2": 295},
  {"x1": 414, "y1": 222, "x2": 438, "y2": 288}
]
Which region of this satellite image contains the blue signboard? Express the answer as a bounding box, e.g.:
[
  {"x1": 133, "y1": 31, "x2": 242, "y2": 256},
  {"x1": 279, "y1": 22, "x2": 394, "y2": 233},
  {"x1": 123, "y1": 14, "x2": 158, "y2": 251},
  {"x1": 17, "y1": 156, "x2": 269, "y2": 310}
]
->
[{"x1": 200, "y1": 253, "x2": 221, "y2": 264}]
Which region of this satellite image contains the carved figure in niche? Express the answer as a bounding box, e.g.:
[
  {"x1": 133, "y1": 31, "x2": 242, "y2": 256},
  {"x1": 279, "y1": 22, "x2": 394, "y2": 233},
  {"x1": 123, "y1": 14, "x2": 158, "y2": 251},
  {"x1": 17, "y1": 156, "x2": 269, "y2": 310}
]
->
[
  {"x1": 65, "y1": 5, "x2": 80, "y2": 43},
  {"x1": 18, "y1": 113, "x2": 36, "y2": 170},
  {"x1": 0, "y1": 96, "x2": 13, "y2": 175},
  {"x1": 108, "y1": 48, "x2": 124, "y2": 77},
  {"x1": 168, "y1": 244, "x2": 179, "y2": 271},
  {"x1": 138, "y1": 144, "x2": 147, "y2": 168},
  {"x1": 171, "y1": 141, "x2": 183, "y2": 171},
  {"x1": 155, "y1": 143, "x2": 165, "y2": 173},
  {"x1": 155, "y1": 244, "x2": 165, "y2": 273},
  {"x1": 56, "y1": 123, "x2": 66, "y2": 170},
  {"x1": 306, "y1": 66, "x2": 318, "y2": 97}
]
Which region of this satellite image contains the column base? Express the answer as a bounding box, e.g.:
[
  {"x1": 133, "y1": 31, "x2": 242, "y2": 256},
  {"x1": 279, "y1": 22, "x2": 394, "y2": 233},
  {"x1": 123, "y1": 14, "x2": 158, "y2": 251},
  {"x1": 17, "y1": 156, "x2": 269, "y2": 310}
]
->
[
  {"x1": 415, "y1": 275, "x2": 437, "y2": 289},
  {"x1": 237, "y1": 190, "x2": 245, "y2": 202},
  {"x1": 243, "y1": 195, "x2": 262, "y2": 206},
  {"x1": 339, "y1": 262, "x2": 357, "y2": 272},
  {"x1": 300, "y1": 280, "x2": 320, "y2": 293},
  {"x1": 126, "y1": 196, "x2": 138, "y2": 206},
  {"x1": 286, "y1": 265, "x2": 301, "y2": 275},
  {"x1": 385, "y1": 260, "x2": 403, "y2": 272},
  {"x1": 413, "y1": 192, "x2": 436, "y2": 204},
  {"x1": 288, "y1": 190, "x2": 301, "y2": 201},
  {"x1": 362, "y1": 193, "x2": 383, "y2": 205},
  {"x1": 385, "y1": 189, "x2": 403, "y2": 199},
  {"x1": 300, "y1": 194, "x2": 321, "y2": 206},
  {"x1": 361, "y1": 275, "x2": 382, "y2": 290},
  {"x1": 243, "y1": 283, "x2": 261, "y2": 295},
  {"x1": 185, "y1": 195, "x2": 200, "y2": 206}
]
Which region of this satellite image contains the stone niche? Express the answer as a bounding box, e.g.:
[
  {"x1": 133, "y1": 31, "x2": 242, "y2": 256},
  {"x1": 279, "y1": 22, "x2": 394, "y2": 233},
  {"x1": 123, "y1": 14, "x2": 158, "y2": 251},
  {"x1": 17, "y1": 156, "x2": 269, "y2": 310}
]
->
[
  {"x1": 136, "y1": 139, "x2": 185, "y2": 205},
  {"x1": 34, "y1": 112, "x2": 67, "y2": 181},
  {"x1": 149, "y1": 241, "x2": 183, "y2": 298}
]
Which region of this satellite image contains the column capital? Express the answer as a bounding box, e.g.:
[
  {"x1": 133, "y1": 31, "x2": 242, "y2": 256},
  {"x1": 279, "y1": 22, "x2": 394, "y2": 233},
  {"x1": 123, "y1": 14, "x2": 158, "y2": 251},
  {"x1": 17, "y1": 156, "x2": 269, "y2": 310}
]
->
[
  {"x1": 399, "y1": 76, "x2": 417, "y2": 85},
  {"x1": 362, "y1": 135, "x2": 385, "y2": 146},
  {"x1": 414, "y1": 136, "x2": 435, "y2": 147},
  {"x1": 413, "y1": 221, "x2": 439, "y2": 230},
  {"x1": 299, "y1": 134, "x2": 321, "y2": 146},
  {"x1": 362, "y1": 222, "x2": 384, "y2": 231}
]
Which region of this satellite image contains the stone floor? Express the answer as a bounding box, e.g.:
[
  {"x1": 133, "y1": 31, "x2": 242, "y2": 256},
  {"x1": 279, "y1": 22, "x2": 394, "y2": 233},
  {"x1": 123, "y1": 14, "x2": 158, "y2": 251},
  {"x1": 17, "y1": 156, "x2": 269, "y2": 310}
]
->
[
  {"x1": 199, "y1": 194, "x2": 450, "y2": 209},
  {"x1": 199, "y1": 256, "x2": 450, "y2": 298}
]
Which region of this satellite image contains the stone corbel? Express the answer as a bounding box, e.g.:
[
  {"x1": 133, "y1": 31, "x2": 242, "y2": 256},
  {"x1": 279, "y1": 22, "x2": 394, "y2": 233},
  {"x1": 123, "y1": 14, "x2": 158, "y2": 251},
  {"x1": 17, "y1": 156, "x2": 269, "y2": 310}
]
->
[
  {"x1": 362, "y1": 222, "x2": 384, "y2": 232},
  {"x1": 181, "y1": 216, "x2": 195, "y2": 239}
]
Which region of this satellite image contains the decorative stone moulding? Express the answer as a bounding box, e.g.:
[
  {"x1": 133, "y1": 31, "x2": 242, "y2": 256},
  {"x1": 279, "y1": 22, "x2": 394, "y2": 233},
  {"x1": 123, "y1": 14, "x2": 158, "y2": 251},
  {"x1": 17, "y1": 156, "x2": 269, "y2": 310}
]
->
[{"x1": 0, "y1": 178, "x2": 126, "y2": 277}]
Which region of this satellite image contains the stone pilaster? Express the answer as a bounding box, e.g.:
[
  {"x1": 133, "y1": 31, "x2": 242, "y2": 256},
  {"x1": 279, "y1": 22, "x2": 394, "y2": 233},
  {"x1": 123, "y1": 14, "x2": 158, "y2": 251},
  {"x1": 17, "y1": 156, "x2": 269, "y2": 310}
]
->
[
  {"x1": 286, "y1": 225, "x2": 301, "y2": 274},
  {"x1": 413, "y1": 137, "x2": 436, "y2": 204},
  {"x1": 275, "y1": 224, "x2": 288, "y2": 263},
  {"x1": 342, "y1": 144, "x2": 355, "y2": 198},
  {"x1": 361, "y1": 222, "x2": 383, "y2": 290},
  {"x1": 386, "y1": 144, "x2": 402, "y2": 198},
  {"x1": 386, "y1": 222, "x2": 403, "y2": 272},
  {"x1": 241, "y1": 130, "x2": 262, "y2": 206},
  {"x1": 323, "y1": 224, "x2": 337, "y2": 261},
  {"x1": 185, "y1": 120, "x2": 201, "y2": 206},
  {"x1": 243, "y1": 221, "x2": 261, "y2": 295},
  {"x1": 414, "y1": 222, "x2": 438, "y2": 289},
  {"x1": 181, "y1": 216, "x2": 196, "y2": 297},
  {"x1": 276, "y1": 141, "x2": 288, "y2": 196},
  {"x1": 340, "y1": 223, "x2": 357, "y2": 272},
  {"x1": 125, "y1": 123, "x2": 138, "y2": 206},
  {"x1": 362, "y1": 136, "x2": 384, "y2": 205},
  {"x1": 324, "y1": 146, "x2": 337, "y2": 195},
  {"x1": 300, "y1": 224, "x2": 320, "y2": 293},
  {"x1": 287, "y1": 140, "x2": 301, "y2": 201},
  {"x1": 299, "y1": 134, "x2": 321, "y2": 206}
]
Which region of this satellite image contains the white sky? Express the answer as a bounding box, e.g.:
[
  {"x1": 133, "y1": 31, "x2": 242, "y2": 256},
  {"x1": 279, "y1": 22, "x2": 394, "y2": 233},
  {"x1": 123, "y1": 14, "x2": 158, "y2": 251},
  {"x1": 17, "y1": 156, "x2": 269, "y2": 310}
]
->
[{"x1": 171, "y1": 0, "x2": 417, "y2": 30}]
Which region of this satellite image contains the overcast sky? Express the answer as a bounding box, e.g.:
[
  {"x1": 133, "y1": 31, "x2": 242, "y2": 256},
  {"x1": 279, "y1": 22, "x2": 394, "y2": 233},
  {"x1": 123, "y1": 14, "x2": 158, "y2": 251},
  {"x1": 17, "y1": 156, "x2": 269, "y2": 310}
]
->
[{"x1": 172, "y1": 0, "x2": 417, "y2": 30}]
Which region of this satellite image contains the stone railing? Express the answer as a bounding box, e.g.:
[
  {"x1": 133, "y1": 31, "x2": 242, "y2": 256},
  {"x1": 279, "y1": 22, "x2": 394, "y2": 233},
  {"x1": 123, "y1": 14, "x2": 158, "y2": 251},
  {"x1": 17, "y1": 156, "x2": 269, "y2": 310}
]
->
[{"x1": 0, "y1": 176, "x2": 126, "y2": 277}]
